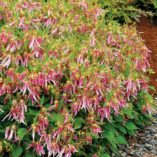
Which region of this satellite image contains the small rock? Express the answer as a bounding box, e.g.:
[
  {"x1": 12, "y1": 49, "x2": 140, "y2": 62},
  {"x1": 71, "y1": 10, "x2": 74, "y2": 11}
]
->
[
  {"x1": 128, "y1": 150, "x2": 135, "y2": 155},
  {"x1": 145, "y1": 143, "x2": 153, "y2": 150},
  {"x1": 121, "y1": 152, "x2": 126, "y2": 157},
  {"x1": 154, "y1": 134, "x2": 157, "y2": 139}
]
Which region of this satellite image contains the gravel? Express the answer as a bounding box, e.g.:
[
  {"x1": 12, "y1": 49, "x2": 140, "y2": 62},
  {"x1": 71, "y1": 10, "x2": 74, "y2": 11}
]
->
[
  {"x1": 111, "y1": 109, "x2": 157, "y2": 157},
  {"x1": 118, "y1": 114, "x2": 157, "y2": 157}
]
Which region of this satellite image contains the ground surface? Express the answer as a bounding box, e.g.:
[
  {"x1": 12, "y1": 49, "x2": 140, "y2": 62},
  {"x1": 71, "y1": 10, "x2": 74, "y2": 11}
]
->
[{"x1": 118, "y1": 115, "x2": 157, "y2": 157}]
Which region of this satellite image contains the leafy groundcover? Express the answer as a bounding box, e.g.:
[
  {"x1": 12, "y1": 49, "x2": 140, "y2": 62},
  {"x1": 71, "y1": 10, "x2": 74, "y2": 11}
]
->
[{"x1": 0, "y1": 0, "x2": 155, "y2": 157}]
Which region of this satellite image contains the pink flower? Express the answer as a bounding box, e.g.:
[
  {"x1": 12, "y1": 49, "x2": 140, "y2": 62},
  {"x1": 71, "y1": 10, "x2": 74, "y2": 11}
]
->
[
  {"x1": 124, "y1": 79, "x2": 138, "y2": 100},
  {"x1": 0, "y1": 32, "x2": 8, "y2": 44},
  {"x1": 135, "y1": 58, "x2": 150, "y2": 72},
  {"x1": 22, "y1": 53, "x2": 30, "y2": 67},
  {"x1": 98, "y1": 106, "x2": 110, "y2": 121},
  {"x1": 47, "y1": 141, "x2": 60, "y2": 157},
  {"x1": 3, "y1": 99, "x2": 27, "y2": 124},
  {"x1": 91, "y1": 123, "x2": 102, "y2": 134},
  {"x1": 48, "y1": 50, "x2": 59, "y2": 58},
  {"x1": 63, "y1": 144, "x2": 77, "y2": 157},
  {"x1": 28, "y1": 142, "x2": 45, "y2": 156},
  {"x1": 90, "y1": 29, "x2": 96, "y2": 47},
  {"x1": 142, "y1": 105, "x2": 154, "y2": 116},
  {"x1": 29, "y1": 37, "x2": 42, "y2": 50},
  {"x1": 15, "y1": 55, "x2": 23, "y2": 66},
  {"x1": 5, "y1": 125, "x2": 18, "y2": 141},
  {"x1": 18, "y1": 17, "x2": 29, "y2": 30},
  {"x1": 6, "y1": 41, "x2": 21, "y2": 52},
  {"x1": 63, "y1": 81, "x2": 75, "y2": 95},
  {"x1": 35, "y1": 142, "x2": 45, "y2": 156},
  {"x1": 43, "y1": 17, "x2": 57, "y2": 28},
  {"x1": 71, "y1": 102, "x2": 81, "y2": 115},
  {"x1": 111, "y1": 102, "x2": 119, "y2": 115},
  {"x1": 33, "y1": 48, "x2": 44, "y2": 58},
  {"x1": 52, "y1": 126, "x2": 64, "y2": 140},
  {"x1": 5, "y1": 127, "x2": 14, "y2": 140},
  {"x1": 78, "y1": 95, "x2": 92, "y2": 111},
  {"x1": 0, "y1": 55, "x2": 11, "y2": 68},
  {"x1": 79, "y1": 0, "x2": 88, "y2": 11},
  {"x1": 37, "y1": 115, "x2": 49, "y2": 131}
]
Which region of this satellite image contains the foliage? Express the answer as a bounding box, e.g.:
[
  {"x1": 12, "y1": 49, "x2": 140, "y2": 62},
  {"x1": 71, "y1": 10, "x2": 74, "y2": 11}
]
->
[
  {"x1": 0, "y1": 0, "x2": 155, "y2": 157},
  {"x1": 99, "y1": 0, "x2": 150, "y2": 24}
]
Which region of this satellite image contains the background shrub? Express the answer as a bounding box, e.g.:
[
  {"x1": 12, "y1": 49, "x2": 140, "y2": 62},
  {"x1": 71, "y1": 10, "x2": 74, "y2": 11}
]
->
[
  {"x1": 0, "y1": 0, "x2": 155, "y2": 156},
  {"x1": 99, "y1": 0, "x2": 150, "y2": 24}
]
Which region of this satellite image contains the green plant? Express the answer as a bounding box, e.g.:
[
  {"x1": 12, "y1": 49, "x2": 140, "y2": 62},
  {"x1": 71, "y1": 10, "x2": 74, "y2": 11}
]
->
[{"x1": 99, "y1": 0, "x2": 149, "y2": 24}]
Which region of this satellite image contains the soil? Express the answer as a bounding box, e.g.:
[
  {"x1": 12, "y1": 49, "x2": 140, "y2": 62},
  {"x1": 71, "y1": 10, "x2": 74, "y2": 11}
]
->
[{"x1": 136, "y1": 17, "x2": 157, "y2": 95}]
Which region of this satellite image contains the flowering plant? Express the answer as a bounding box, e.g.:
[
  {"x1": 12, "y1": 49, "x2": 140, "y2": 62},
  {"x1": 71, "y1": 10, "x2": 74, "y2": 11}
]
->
[{"x1": 0, "y1": 0, "x2": 155, "y2": 156}]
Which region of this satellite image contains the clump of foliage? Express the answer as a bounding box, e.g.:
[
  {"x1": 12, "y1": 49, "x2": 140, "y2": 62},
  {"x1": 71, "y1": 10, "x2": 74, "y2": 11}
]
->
[
  {"x1": 135, "y1": 0, "x2": 157, "y2": 16},
  {"x1": 99, "y1": 0, "x2": 149, "y2": 24},
  {"x1": 0, "y1": 0, "x2": 155, "y2": 157}
]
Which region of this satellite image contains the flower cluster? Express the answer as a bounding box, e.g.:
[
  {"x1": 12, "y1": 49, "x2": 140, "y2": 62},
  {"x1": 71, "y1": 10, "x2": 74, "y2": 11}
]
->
[{"x1": 0, "y1": 0, "x2": 154, "y2": 156}]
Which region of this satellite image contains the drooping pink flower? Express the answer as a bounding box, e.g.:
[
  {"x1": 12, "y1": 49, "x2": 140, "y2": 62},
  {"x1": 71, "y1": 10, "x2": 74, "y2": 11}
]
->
[
  {"x1": 29, "y1": 37, "x2": 42, "y2": 50},
  {"x1": 0, "y1": 55, "x2": 11, "y2": 68},
  {"x1": 91, "y1": 123, "x2": 102, "y2": 134},
  {"x1": 79, "y1": 0, "x2": 88, "y2": 11},
  {"x1": 5, "y1": 125, "x2": 18, "y2": 141},
  {"x1": 78, "y1": 95, "x2": 92, "y2": 111},
  {"x1": 47, "y1": 141, "x2": 60, "y2": 157},
  {"x1": 6, "y1": 40, "x2": 22, "y2": 52},
  {"x1": 52, "y1": 126, "x2": 64, "y2": 140},
  {"x1": 3, "y1": 99, "x2": 27, "y2": 124},
  {"x1": 15, "y1": 55, "x2": 23, "y2": 66},
  {"x1": 124, "y1": 79, "x2": 138, "y2": 100},
  {"x1": 63, "y1": 81, "x2": 75, "y2": 95},
  {"x1": 48, "y1": 50, "x2": 59, "y2": 58},
  {"x1": 90, "y1": 29, "x2": 96, "y2": 47},
  {"x1": 62, "y1": 144, "x2": 77, "y2": 157},
  {"x1": 37, "y1": 115, "x2": 49, "y2": 131},
  {"x1": 28, "y1": 142, "x2": 45, "y2": 156},
  {"x1": 71, "y1": 102, "x2": 81, "y2": 115},
  {"x1": 98, "y1": 106, "x2": 111, "y2": 121},
  {"x1": 0, "y1": 83, "x2": 12, "y2": 96},
  {"x1": 18, "y1": 17, "x2": 29, "y2": 30},
  {"x1": 22, "y1": 53, "x2": 30, "y2": 67},
  {"x1": 0, "y1": 32, "x2": 8, "y2": 44},
  {"x1": 33, "y1": 48, "x2": 44, "y2": 59},
  {"x1": 5, "y1": 127, "x2": 14, "y2": 140},
  {"x1": 135, "y1": 58, "x2": 150, "y2": 72},
  {"x1": 110, "y1": 102, "x2": 119, "y2": 115},
  {"x1": 142, "y1": 105, "x2": 154, "y2": 116}
]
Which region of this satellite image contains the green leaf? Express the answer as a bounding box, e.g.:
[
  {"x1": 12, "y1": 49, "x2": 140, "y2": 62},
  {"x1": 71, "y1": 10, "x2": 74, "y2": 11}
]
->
[
  {"x1": 49, "y1": 113, "x2": 64, "y2": 123},
  {"x1": 74, "y1": 118, "x2": 85, "y2": 129},
  {"x1": 99, "y1": 153, "x2": 110, "y2": 157},
  {"x1": 58, "y1": 99, "x2": 64, "y2": 111},
  {"x1": 17, "y1": 128, "x2": 27, "y2": 140},
  {"x1": 40, "y1": 95, "x2": 45, "y2": 105},
  {"x1": 11, "y1": 145, "x2": 23, "y2": 157},
  {"x1": 116, "y1": 135, "x2": 127, "y2": 145},
  {"x1": 123, "y1": 108, "x2": 135, "y2": 119},
  {"x1": 125, "y1": 121, "x2": 137, "y2": 130},
  {"x1": 103, "y1": 130, "x2": 115, "y2": 142},
  {"x1": 114, "y1": 123, "x2": 126, "y2": 134},
  {"x1": 24, "y1": 152, "x2": 36, "y2": 157},
  {"x1": 114, "y1": 115, "x2": 124, "y2": 122}
]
